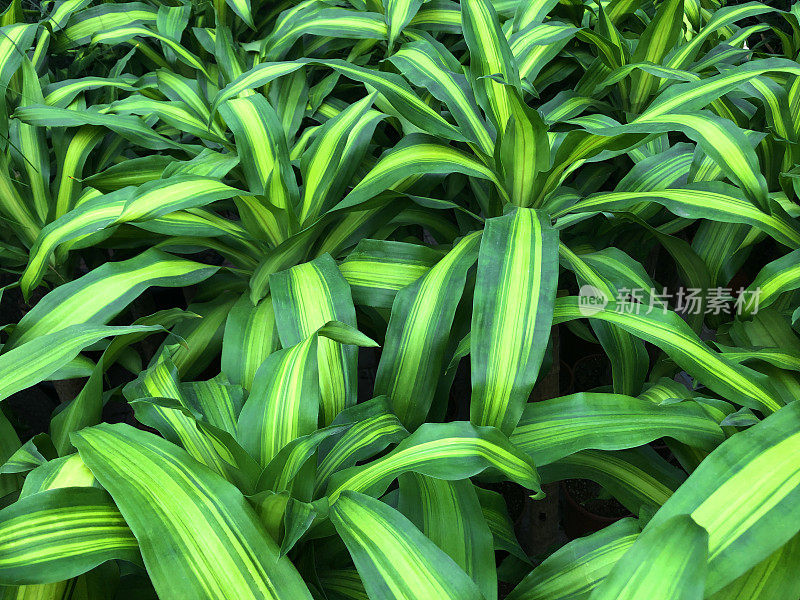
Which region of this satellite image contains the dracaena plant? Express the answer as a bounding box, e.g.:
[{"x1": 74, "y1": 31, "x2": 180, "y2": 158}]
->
[{"x1": 2, "y1": 0, "x2": 800, "y2": 599}]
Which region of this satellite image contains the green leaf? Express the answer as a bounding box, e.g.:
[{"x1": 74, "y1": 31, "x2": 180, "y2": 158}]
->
[
  {"x1": 643, "y1": 401, "x2": 800, "y2": 594},
  {"x1": 627, "y1": 0, "x2": 684, "y2": 112},
  {"x1": 237, "y1": 333, "x2": 319, "y2": 468},
  {"x1": 315, "y1": 397, "x2": 409, "y2": 494},
  {"x1": 73, "y1": 423, "x2": 314, "y2": 600},
  {"x1": 497, "y1": 90, "x2": 550, "y2": 207},
  {"x1": 511, "y1": 393, "x2": 724, "y2": 466},
  {"x1": 388, "y1": 39, "x2": 494, "y2": 155},
  {"x1": 221, "y1": 294, "x2": 280, "y2": 391},
  {"x1": 0, "y1": 324, "x2": 160, "y2": 404},
  {"x1": 461, "y1": 0, "x2": 520, "y2": 132},
  {"x1": 325, "y1": 421, "x2": 541, "y2": 502},
  {"x1": 0, "y1": 487, "x2": 139, "y2": 585},
  {"x1": 330, "y1": 491, "x2": 484, "y2": 600},
  {"x1": 375, "y1": 231, "x2": 480, "y2": 429},
  {"x1": 8, "y1": 249, "x2": 217, "y2": 348},
  {"x1": 506, "y1": 518, "x2": 640, "y2": 600},
  {"x1": 470, "y1": 208, "x2": 559, "y2": 433},
  {"x1": 299, "y1": 94, "x2": 383, "y2": 224},
  {"x1": 398, "y1": 475, "x2": 497, "y2": 600},
  {"x1": 339, "y1": 239, "x2": 442, "y2": 308},
  {"x1": 539, "y1": 448, "x2": 685, "y2": 514},
  {"x1": 21, "y1": 177, "x2": 240, "y2": 296},
  {"x1": 708, "y1": 533, "x2": 800, "y2": 600},
  {"x1": 589, "y1": 515, "x2": 707, "y2": 600},
  {"x1": 218, "y1": 94, "x2": 296, "y2": 208},
  {"x1": 270, "y1": 254, "x2": 359, "y2": 425},
  {"x1": 552, "y1": 297, "x2": 784, "y2": 413}
]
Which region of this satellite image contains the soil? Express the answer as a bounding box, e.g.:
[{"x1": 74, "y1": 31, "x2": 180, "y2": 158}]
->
[
  {"x1": 564, "y1": 478, "x2": 630, "y2": 518},
  {"x1": 572, "y1": 354, "x2": 613, "y2": 392}
]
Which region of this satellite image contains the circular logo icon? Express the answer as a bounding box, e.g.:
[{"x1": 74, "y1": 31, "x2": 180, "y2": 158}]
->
[{"x1": 578, "y1": 284, "x2": 609, "y2": 316}]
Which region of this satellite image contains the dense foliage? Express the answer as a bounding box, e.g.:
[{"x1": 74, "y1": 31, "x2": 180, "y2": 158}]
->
[{"x1": 1, "y1": 0, "x2": 800, "y2": 598}]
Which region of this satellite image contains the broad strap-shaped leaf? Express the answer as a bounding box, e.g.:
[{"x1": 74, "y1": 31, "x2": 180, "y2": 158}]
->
[
  {"x1": 742, "y1": 248, "x2": 800, "y2": 315},
  {"x1": 270, "y1": 254, "x2": 359, "y2": 425},
  {"x1": 308, "y1": 60, "x2": 466, "y2": 143},
  {"x1": 511, "y1": 393, "x2": 724, "y2": 466},
  {"x1": 8, "y1": 249, "x2": 216, "y2": 348},
  {"x1": 559, "y1": 245, "x2": 650, "y2": 396},
  {"x1": 316, "y1": 568, "x2": 369, "y2": 600},
  {"x1": 211, "y1": 62, "x2": 306, "y2": 114},
  {"x1": 375, "y1": 231, "x2": 481, "y2": 429},
  {"x1": 256, "y1": 426, "x2": 347, "y2": 495},
  {"x1": 388, "y1": 39, "x2": 494, "y2": 155},
  {"x1": 180, "y1": 377, "x2": 246, "y2": 437},
  {"x1": 299, "y1": 94, "x2": 383, "y2": 224},
  {"x1": 385, "y1": 0, "x2": 426, "y2": 48},
  {"x1": 130, "y1": 397, "x2": 261, "y2": 493},
  {"x1": 50, "y1": 358, "x2": 103, "y2": 456},
  {"x1": 265, "y1": 9, "x2": 387, "y2": 59},
  {"x1": 218, "y1": 94, "x2": 296, "y2": 209},
  {"x1": 73, "y1": 424, "x2": 314, "y2": 600},
  {"x1": 470, "y1": 208, "x2": 558, "y2": 433},
  {"x1": 511, "y1": 0, "x2": 560, "y2": 31},
  {"x1": 708, "y1": 533, "x2": 800, "y2": 600},
  {"x1": 627, "y1": 0, "x2": 684, "y2": 113},
  {"x1": 506, "y1": 518, "x2": 641, "y2": 600},
  {"x1": 579, "y1": 113, "x2": 770, "y2": 208},
  {"x1": 0, "y1": 23, "x2": 36, "y2": 93},
  {"x1": 21, "y1": 176, "x2": 240, "y2": 296},
  {"x1": 589, "y1": 515, "x2": 706, "y2": 600},
  {"x1": 0, "y1": 435, "x2": 55, "y2": 476},
  {"x1": 14, "y1": 105, "x2": 187, "y2": 152},
  {"x1": 325, "y1": 421, "x2": 541, "y2": 502},
  {"x1": 238, "y1": 322, "x2": 376, "y2": 467},
  {"x1": 315, "y1": 397, "x2": 409, "y2": 494},
  {"x1": 398, "y1": 475, "x2": 496, "y2": 600},
  {"x1": 0, "y1": 324, "x2": 159, "y2": 403},
  {"x1": 461, "y1": 0, "x2": 520, "y2": 132},
  {"x1": 409, "y1": 1, "x2": 461, "y2": 32},
  {"x1": 557, "y1": 184, "x2": 800, "y2": 249},
  {"x1": 90, "y1": 25, "x2": 208, "y2": 76},
  {"x1": 0, "y1": 407, "x2": 20, "y2": 497},
  {"x1": 52, "y1": 126, "x2": 106, "y2": 219},
  {"x1": 330, "y1": 491, "x2": 484, "y2": 600},
  {"x1": 334, "y1": 135, "x2": 503, "y2": 212},
  {"x1": 59, "y1": 3, "x2": 158, "y2": 47},
  {"x1": 0, "y1": 153, "x2": 40, "y2": 247},
  {"x1": 108, "y1": 96, "x2": 227, "y2": 144},
  {"x1": 0, "y1": 487, "x2": 139, "y2": 585},
  {"x1": 17, "y1": 58, "x2": 49, "y2": 224},
  {"x1": 43, "y1": 74, "x2": 141, "y2": 108},
  {"x1": 539, "y1": 448, "x2": 685, "y2": 514},
  {"x1": 665, "y1": 2, "x2": 775, "y2": 70},
  {"x1": 221, "y1": 294, "x2": 280, "y2": 391},
  {"x1": 339, "y1": 239, "x2": 443, "y2": 308},
  {"x1": 165, "y1": 294, "x2": 238, "y2": 379},
  {"x1": 510, "y1": 22, "x2": 578, "y2": 84},
  {"x1": 643, "y1": 401, "x2": 800, "y2": 594},
  {"x1": 640, "y1": 59, "x2": 800, "y2": 121},
  {"x1": 19, "y1": 453, "x2": 98, "y2": 498},
  {"x1": 249, "y1": 491, "x2": 322, "y2": 555},
  {"x1": 224, "y1": 0, "x2": 254, "y2": 27},
  {"x1": 475, "y1": 487, "x2": 528, "y2": 561},
  {"x1": 497, "y1": 89, "x2": 550, "y2": 208},
  {"x1": 236, "y1": 333, "x2": 318, "y2": 467},
  {"x1": 552, "y1": 298, "x2": 783, "y2": 413}
]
